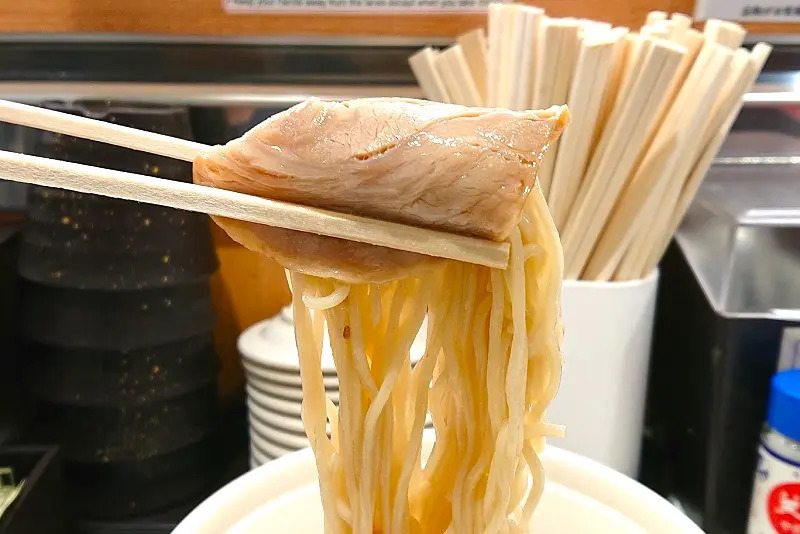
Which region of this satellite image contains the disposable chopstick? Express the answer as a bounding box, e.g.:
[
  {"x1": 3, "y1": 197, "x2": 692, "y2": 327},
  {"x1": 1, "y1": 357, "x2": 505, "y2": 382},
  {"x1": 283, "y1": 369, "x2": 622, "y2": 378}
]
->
[
  {"x1": 531, "y1": 17, "x2": 562, "y2": 109},
  {"x1": 496, "y1": 4, "x2": 522, "y2": 108},
  {"x1": 653, "y1": 19, "x2": 674, "y2": 33},
  {"x1": 704, "y1": 19, "x2": 747, "y2": 49},
  {"x1": 626, "y1": 44, "x2": 735, "y2": 272},
  {"x1": 434, "y1": 48, "x2": 467, "y2": 105},
  {"x1": 510, "y1": 6, "x2": 544, "y2": 111},
  {"x1": 581, "y1": 133, "x2": 679, "y2": 280},
  {"x1": 0, "y1": 99, "x2": 205, "y2": 162},
  {"x1": 408, "y1": 47, "x2": 452, "y2": 103},
  {"x1": 643, "y1": 24, "x2": 671, "y2": 40},
  {"x1": 0, "y1": 150, "x2": 510, "y2": 269},
  {"x1": 614, "y1": 43, "x2": 747, "y2": 280},
  {"x1": 537, "y1": 19, "x2": 581, "y2": 198},
  {"x1": 655, "y1": 29, "x2": 705, "y2": 118},
  {"x1": 624, "y1": 40, "x2": 726, "y2": 182},
  {"x1": 562, "y1": 39, "x2": 686, "y2": 278},
  {"x1": 487, "y1": 3, "x2": 504, "y2": 107},
  {"x1": 570, "y1": 34, "x2": 652, "y2": 214},
  {"x1": 597, "y1": 35, "x2": 730, "y2": 280},
  {"x1": 636, "y1": 43, "x2": 773, "y2": 278},
  {"x1": 568, "y1": 43, "x2": 687, "y2": 277},
  {"x1": 611, "y1": 34, "x2": 651, "y2": 119},
  {"x1": 456, "y1": 29, "x2": 489, "y2": 105},
  {"x1": 646, "y1": 11, "x2": 667, "y2": 25},
  {"x1": 678, "y1": 29, "x2": 705, "y2": 64},
  {"x1": 590, "y1": 28, "x2": 631, "y2": 151},
  {"x1": 669, "y1": 13, "x2": 692, "y2": 41},
  {"x1": 620, "y1": 29, "x2": 709, "y2": 182},
  {"x1": 551, "y1": 20, "x2": 582, "y2": 103},
  {"x1": 590, "y1": 32, "x2": 725, "y2": 272},
  {"x1": 580, "y1": 20, "x2": 612, "y2": 34},
  {"x1": 452, "y1": 45, "x2": 484, "y2": 106},
  {"x1": 548, "y1": 33, "x2": 619, "y2": 230},
  {"x1": 436, "y1": 45, "x2": 482, "y2": 106},
  {"x1": 597, "y1": 39, "x2": 726, "y2": 280},
  {"x1": 613, "y1": 59, "x2": 732, "y2": 279},
  {"x1": 503, "y1": 5, "x2": 528, "y2": 109}
]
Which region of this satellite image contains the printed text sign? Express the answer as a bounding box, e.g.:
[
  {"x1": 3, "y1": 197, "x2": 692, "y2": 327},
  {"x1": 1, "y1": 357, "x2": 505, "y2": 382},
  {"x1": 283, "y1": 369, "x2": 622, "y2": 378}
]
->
[
  {"x1": 696, "y1": 0, "x2": 800, "y2": 21},
  {"x1": 225, "y1": 0, "x2": 501, "y2": 12}
]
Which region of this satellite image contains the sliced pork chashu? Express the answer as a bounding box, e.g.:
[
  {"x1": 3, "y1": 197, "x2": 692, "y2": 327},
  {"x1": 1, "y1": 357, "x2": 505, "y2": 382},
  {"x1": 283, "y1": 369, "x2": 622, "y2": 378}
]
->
[{"x1": 194, "y1": 98, "x2": 568, "y2": 282}]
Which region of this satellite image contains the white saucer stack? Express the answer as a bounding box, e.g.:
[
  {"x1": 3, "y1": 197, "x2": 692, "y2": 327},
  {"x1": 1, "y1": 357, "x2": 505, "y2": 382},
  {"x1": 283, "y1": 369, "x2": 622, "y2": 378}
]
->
[{"x1": 238, "y1": 305, "x2": 429, "y2": 469}]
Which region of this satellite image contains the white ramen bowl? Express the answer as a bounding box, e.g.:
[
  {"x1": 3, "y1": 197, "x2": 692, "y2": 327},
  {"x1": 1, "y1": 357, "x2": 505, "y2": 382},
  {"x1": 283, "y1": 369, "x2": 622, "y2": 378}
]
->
[{"x1": 174, "y1": 431, "x2": 704, "y2": 534}]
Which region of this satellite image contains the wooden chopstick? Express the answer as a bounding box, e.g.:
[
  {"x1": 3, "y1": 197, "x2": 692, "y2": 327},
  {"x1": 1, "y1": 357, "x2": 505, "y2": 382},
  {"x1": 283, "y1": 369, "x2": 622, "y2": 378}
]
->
[
  {"x1": 537, "y1": 18, "x2": 581, "y2": 198},
  {"x1": 613, "y1": 43, "x2": 735, "y2": 279},
  {"x1": 436, "y1": 45, "x2": 482, "y2": 106},
  {"x1": 590, "y1": 28, "x2": 630, "y2": 155},
  {"x1": 496, "y1": 4, "x2": 522, "y2": 108},
  {"x1": 0, "y1": 97, "x2": 515, "y2": 269},
  {"x1": 704, "y1": 19, "x2": 746, "y2": 49},
  {"x1": 581, "y1": 133, "x2": 679, "y2": 280},
  {"x1": 635, "y1": 43, "x2": 772, "y2": 278},
  {"x1": 486, "y1": 3, "x2": 505, "y2": 107},
  {"x1": 456, "y1": 29, "x2": 489, "y2": 105},
  {"x1": 0, "y1": 99, "x2": 205, "y2": 162},
  {"x1": 548, "y1": 32, "x2": 619, "y2": 230},
  {"x1": 669, "y1": 13, "x2": 692, "y2": 41},
  {"x1": 646, "y1": 11, "x2": 667, "y2": 25},
  {"x1": 0, "y1": 150, "x2": 510, "y2": 269},
  {"x1": 595, "y1": 42, "x2": 733, "y2": 280},
  {"x1": 408, "y1": 47, "x2": 452, "y2": 103},
  {"x1": 532, "y1": 17, "x2": 563, "y2": 110},
  {"x1": 405, "y1": 7, "x2": 772, "y2": 281},
  {"x1": 613, "y1": 43, "x2": 770, "y2": 281},
  {"x1": 510, "y1": 6, "x2": 544, "y2": 111},
  {"x1": 562, "y1": 38, "x2": 685, "y2": 277}
]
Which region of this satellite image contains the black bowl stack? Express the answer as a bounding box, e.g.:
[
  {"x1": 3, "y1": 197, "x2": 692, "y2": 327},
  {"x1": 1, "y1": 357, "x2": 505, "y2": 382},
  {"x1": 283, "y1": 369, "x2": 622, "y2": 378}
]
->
[
  {"x1": 17, "y1": 103, "x2": 222, "y2": 520},
  {"x1": 0, "y1": 227, "x2": 21, "y2": 444}
]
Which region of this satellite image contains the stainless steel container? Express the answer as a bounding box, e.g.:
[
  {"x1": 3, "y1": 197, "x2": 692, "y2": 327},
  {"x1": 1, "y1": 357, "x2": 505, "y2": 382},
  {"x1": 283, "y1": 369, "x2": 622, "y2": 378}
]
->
[{"x1": 642, "y1": 158, "x2": 800, "y2": 534}]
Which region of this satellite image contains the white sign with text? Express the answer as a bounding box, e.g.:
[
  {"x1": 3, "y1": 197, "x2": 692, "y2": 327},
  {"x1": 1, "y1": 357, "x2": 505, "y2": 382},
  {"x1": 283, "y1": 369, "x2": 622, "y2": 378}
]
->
[
  {"x1": 225, "y1": 0, "x2": 500, "y2": 12},
  {"x1": 696, "y1": 0, "x2": 800, "y2": 22}
]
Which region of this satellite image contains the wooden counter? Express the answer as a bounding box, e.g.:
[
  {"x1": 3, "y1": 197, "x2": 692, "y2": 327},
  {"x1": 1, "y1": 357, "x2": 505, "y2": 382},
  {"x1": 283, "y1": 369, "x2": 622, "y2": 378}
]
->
[{"x1": 1, "y1": 0, "x2": 798, "y2": 37}]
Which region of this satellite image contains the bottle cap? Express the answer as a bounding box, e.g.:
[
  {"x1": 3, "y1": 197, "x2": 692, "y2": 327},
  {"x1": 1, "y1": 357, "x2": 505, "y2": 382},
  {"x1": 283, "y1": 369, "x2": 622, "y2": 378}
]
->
[{"x1": 767, "y1": 369, "x2": 800, "y2": 442}]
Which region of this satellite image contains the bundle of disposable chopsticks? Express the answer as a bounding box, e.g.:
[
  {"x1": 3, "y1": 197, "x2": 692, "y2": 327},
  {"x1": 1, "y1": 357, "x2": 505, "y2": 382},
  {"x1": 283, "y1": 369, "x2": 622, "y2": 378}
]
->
[{"x1": 409, "y1": 4, "x2": 771, "y2": 282}]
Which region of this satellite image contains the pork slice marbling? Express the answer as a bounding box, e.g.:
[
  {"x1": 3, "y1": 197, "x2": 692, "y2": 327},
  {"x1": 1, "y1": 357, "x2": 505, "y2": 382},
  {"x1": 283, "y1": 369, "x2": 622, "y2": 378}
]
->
[{"x1": 194, "y1": 98, "x2": 568, "y2": 283}]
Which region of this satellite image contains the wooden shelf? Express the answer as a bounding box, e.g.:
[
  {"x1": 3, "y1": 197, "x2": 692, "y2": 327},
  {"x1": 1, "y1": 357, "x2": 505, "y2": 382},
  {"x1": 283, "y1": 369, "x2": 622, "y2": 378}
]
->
[{"x1": 0, "y1": 0, "x2": 798, "y2": 37}]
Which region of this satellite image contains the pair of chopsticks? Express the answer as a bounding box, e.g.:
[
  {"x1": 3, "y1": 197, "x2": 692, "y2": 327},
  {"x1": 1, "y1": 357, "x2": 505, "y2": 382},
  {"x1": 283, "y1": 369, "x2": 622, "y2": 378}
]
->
[
  {"x1": 0, "y1": 99, "x2": 509, "y2": 269},
  {"x1": 409, "y1": 5, "x2": 771, "y2": 281}
]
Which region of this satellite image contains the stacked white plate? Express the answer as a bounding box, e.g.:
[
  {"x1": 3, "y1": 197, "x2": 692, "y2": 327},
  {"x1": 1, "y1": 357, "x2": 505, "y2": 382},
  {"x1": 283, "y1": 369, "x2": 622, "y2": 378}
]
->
[{"x1": 238, "y1": 305, "x2": 429, "y2": 469}]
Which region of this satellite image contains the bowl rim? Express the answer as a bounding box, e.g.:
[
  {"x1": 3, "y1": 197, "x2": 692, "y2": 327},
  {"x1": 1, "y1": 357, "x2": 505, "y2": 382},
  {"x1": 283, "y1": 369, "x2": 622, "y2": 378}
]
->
[{"x1": 174, "y1": 429, "x2": 702, "y2": 534}]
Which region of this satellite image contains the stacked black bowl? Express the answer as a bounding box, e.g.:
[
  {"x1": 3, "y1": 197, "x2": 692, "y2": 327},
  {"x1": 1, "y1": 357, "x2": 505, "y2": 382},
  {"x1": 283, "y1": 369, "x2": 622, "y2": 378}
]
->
[
  {"x1": 0, "y1": 226, "x2": 21, "y2": 444},
  {"x1": 17, "y1": 103, "x2": 222, "y2": 521}
]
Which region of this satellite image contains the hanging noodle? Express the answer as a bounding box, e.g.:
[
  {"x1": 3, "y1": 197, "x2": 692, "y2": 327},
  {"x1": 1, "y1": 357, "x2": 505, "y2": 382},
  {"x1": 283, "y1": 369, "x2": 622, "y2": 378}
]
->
[
  {"x1": 189, "y1": 95, "x2": 569, "y2": 534},
  {"x1": 302, "y1": 282, "x2": 352, "y2": 310},
  {"x1": 288, "y1": 185, "x2": 564, "y2": 534}
]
